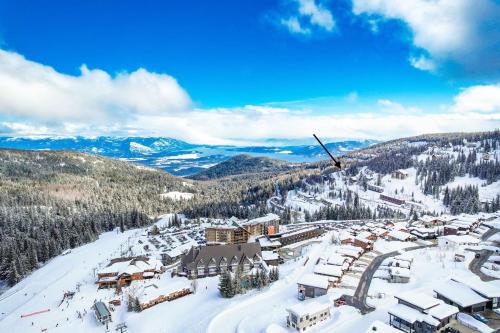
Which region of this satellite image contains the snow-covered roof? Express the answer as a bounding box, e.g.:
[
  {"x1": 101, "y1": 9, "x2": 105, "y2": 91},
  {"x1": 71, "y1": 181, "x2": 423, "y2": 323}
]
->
[
  {"x1": 388, "y1": 304, "x2": 439, "y2": 326},
  {"x1": 395, "y1": 291, "x2": 440, "y2": 310},
  {"x1": 262, "y1": 251, "x2": 279, "y2": 261},
  {"x1": 426, "y1": 302, "x2": 458, "y2": 320},
  {"x1": 338, "y1": 231, "x2": 353, "y2": 241},
  {"x1": 244, "y1": 213, "x2": 279, "y2": 226},
  {"x1": 314, "y1": 264, "x2": 343, "y2": 277},
  {"x1": 297, "y1": 273, "x2": 329, "y2": 289},
  {"x1": 327, "y1": 253, "x2": 347, "y2": 266},
  {"x1": 433, "y1": 280, "x2": 488, "y2": 307},
  {"x1": 357, "y1": 231, "x2": 374, "y2": 239},
  {"x1": 365, "y1": 321, "x2": 402, "y2": 333},
  {"x1": 135, "y1": 277, "x2": 191, "y2": 303},
  {"x1": 257, "y1": 237, "x2": 281, "y2": 247},
  {"x1": 355, "y1": 235, "x2": 373, "y2": 244},
  {"x1": 286, "y1": 300, "x2": 330, "y2": 317},
  {"x1": 419, "y1": 215, "x2": 440, "y2": 223},
  {"x1": 388, "y1": 229, "x2": 412, "y2": 241},
  {"x1": 451, "y1": 277, "x2": 500, "y2": 298}
]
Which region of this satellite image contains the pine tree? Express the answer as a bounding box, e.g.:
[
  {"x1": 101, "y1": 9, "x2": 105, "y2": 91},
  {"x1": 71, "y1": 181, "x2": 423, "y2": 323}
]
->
[
  {"x1": 133, "y1": 296, "x2": 141, "y2": 312},
  {"x1": 218, "y1": 271, "x2": 232, "y2": 298},
  {"x1": 127, "y1": 295, "x2": 134, "y2": 312},
  {"x1": 8, "y1": 260, "x2": 21, "y2": 285}
]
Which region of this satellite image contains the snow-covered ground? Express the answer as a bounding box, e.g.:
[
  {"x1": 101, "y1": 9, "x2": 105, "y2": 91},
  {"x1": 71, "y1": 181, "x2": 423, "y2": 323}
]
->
[{"x1": 160, "y1": 191, "x2": 194, "y2": 201}]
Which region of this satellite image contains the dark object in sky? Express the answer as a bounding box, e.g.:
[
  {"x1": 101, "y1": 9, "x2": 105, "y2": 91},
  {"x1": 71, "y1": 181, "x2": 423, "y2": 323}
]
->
[{"x1": 313, "y1": 134, "x2": 341, "y2": 169}]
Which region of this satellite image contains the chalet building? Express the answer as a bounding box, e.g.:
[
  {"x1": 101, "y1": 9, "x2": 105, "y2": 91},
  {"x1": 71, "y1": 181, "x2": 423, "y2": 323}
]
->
[
  {"x1": 313, "y1": 264, "x2": 343, "y2": 287},
  {"x1": 391, "y1": 169, "x2": 409, "y2": 180},
  {"x1": 418, "y1": 215, "x2": 445, "y2": 227},
  {"x1": 286, "y1": 301, "x2": 330, "y2": 331},
  {"x1": 178, "y1": 243, "x2": 262, "y2": 279},
  {"x1": 451, "y1": 277, "x2": 500, "y2": 310},
  {"x1": 372, "y1": 228, "x2": 389, "y2": 238},
  {"x1": 327, "y1": 253, "x2": 351, "y2": 270},
  {"x1": 380, "y1": 194, "x2": 406, "y2": 206},
  {"x1": 387, "y1": 229, "x2": 416, "y2": 242},
  {"x1": 409, "y1": 227, "x2": 438, "y2": 240},
  {"x1": 134, "y1": 279, "x2": 193, "y2": 311},
  {"x1": 353, "y1": 236, "x2": 373, "y2": 251},
  {"x1": 261, "y1": 251, "x2": 280, "y2": 266},
  {"x1": 356, "y1": 231, "x2": 377, "y2": 241},
  {"x1": 434, "y1": 280, "x2": 489, "y2": 313},
  {"x1": 93, "y1": 302, "x2": 112, "y2": 325},
  {"x1": 205, "y1": 225, "x2": 249, "y2": 245},
  {"x1": 245, "y1": 213, "x2": 280, "y2": 235},
  {"x1": 205, "y1": 214, "x2": 280, "y2": 245},
  {"x1": 335, "y1": 245, "x2": 363, "y2": 259},
  {"x1": 297, "y1": 274, "x2": 329, "y2": 300},
  {"x1": 388, "y1": 291, "x2": 458, "y2": 333},
  {"x1": 339, "y1": 233, "x2": 353, "y2": 245},
  {"x1": 96, "y1": 257, "x2": 161, "y2": 289},
  {"x1": 367, "y1": 184, "x2": 384, "y2": 193},
  {"x1": 274, "y1": 227, "x2": 323, "y2": 247}
]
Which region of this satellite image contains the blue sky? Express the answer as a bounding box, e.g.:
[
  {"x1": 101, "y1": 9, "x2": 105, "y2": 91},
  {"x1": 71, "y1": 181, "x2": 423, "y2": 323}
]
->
[{"x1": 0, "y1": 0, "x2": 498, "y2": 144}]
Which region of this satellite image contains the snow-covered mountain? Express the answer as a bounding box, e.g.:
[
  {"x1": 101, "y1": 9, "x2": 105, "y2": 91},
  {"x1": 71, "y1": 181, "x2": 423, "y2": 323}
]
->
[{"x1": 0, "y1": 136, "x2": 377, "y2": 176}]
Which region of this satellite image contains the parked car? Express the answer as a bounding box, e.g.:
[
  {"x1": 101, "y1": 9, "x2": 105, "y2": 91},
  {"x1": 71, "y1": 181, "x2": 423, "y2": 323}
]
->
[
  {"x1": 444, "y1": 327, "x2": 461, "y2": 333},
  {"x1": 472, "y1": 313, "x2": 488, "y2": 323}
]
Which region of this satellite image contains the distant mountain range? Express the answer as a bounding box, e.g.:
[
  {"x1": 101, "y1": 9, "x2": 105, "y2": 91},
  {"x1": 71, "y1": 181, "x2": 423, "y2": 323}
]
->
[{"x1": 0, "y1": 136, "x2": 378, "y2": 176}]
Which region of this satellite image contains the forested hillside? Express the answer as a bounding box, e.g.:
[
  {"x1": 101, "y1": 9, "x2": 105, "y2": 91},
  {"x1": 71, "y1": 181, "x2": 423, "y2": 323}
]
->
[
  {"x1": 0, "y1": 149, "x2": 194, "y2": 285},
  {"x1": 0, "y1": 149, "x2": 314, "y2": 285},
  {"x1": 188, "y1": 154, "x2": 299, "y2": 180}
]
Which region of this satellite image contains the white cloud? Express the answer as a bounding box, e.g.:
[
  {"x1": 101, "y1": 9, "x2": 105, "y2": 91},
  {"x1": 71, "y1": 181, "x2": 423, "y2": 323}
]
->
[
  {"x1": 451, "y1": 84, "x2": 500, "y2": 114},
  {"x1": 0, "y1": 49, "x2": 498, "y2": 145},
  {"x1": 280, "y1": 17, "x2": 311, "y2": 35},
  {"x1": 281, "y1": 0, "x2": 335, "y2": 35},
  {"x1": 377, "y1": 99, "x2": 421, "y2": 114},
  {"x1": 0, "y1": 49, "x2": 191, "y2": 123},
  {"x1": 352, "y1": 0, "x2": 500, "y2": 76},
  {"x1": 409, "y1": 54, "x2": 436, "y2": 72},
  {"x1": 298, "y1": 0, "x2": 335, "y2": 31}
]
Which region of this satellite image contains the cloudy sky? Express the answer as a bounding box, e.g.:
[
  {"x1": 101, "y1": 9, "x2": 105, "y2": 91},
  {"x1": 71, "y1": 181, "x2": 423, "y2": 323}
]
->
[{"x1": 0, "y1": 0, "x2": 499, "y2": 145}]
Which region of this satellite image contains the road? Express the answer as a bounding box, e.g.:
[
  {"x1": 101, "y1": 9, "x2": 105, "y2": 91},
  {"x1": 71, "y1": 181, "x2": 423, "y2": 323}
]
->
[
  {"x1": 481, "y1": 227, "x2": 499, "y2": 241},
  {"x1": 343, "y1": 243, "x2": 436, "y2": 314},
  {"x1": 469, "y1": 249, "x2": 498, "y2": 282},
  {"x1": 467, "y1": 227, "x2": 499, "y2": 282}
]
